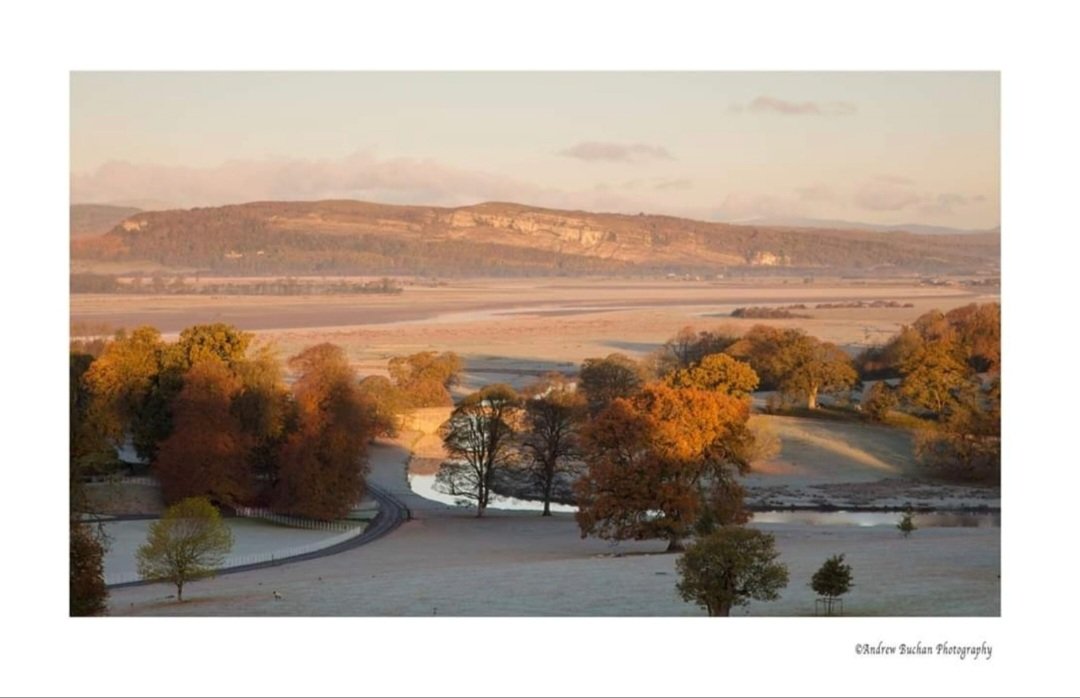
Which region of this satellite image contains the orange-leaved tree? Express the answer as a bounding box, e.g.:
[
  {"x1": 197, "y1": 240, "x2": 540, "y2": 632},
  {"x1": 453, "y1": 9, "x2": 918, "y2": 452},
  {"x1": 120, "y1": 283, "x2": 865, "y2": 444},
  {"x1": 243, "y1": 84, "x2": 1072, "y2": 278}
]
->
[
  {"x1": 273, "y1": 344, "x2": 373, "y2": 520},
  {"x1": 575, "y1": 382, "x2": 756, "y2": 551},
  {"x1": 154, "y1": 357, "x2": 253, "y2": 507}
]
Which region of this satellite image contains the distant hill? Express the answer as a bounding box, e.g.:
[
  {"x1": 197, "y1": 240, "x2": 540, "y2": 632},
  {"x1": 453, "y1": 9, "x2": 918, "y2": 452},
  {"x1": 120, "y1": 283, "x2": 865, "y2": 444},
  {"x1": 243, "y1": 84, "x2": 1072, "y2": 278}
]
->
[
  {"x1": 70, "y1": 199, "x2": 1000, "y2": 276},
  {"x1": 70, "y1": 204, "x2": 142, "y2": 237},
  {"x1": 735, "y1": 216, "x2": 1000, "y2": 237}
]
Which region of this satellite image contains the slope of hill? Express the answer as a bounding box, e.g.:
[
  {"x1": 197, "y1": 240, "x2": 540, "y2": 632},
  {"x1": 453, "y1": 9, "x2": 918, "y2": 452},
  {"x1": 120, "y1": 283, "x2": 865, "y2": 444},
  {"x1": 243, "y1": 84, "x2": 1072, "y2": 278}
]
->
[
  {"x1": 70, "y1": 200, "x2": 1000, "y2": 276},
  {"x1": 70, "y1": 204, "x2": 143, "y2": 237},
  {"x1": 736, "y1": 216, "x2": 999, "y2": 237}
]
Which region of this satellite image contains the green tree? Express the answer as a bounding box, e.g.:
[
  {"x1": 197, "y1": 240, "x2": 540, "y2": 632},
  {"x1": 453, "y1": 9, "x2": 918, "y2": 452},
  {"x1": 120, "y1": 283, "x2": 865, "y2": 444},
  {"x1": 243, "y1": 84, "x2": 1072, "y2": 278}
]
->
[
  {"x1": 897, "y1": 510, "x2": 917, "y2": 538},
  {"x1": 437, "y1": 384, "x2": 522, "y2": 517},
  {"x1": 578, "y1": 353, "x2": 648, "y2": 416},
  {"x1": 70, "y1": 522, "x2": 108, "y2": 616},
  {"x1": 521, "y1": 377, "x2": 585, "y2": 516},
  {"x1": 811, "y1": 554, "x2": 854, "y2": 615},
  {"x1": 136, "y1": 497, "x2": 234, "y2": 602},
  {"x1": 676, "y1": 527, "x2": 790, "y2": 616}
]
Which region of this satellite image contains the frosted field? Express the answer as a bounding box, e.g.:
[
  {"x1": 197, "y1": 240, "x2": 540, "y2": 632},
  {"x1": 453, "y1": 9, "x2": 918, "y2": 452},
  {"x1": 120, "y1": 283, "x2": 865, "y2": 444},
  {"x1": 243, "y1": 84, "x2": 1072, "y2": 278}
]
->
[
  {"x1": 102, "y1": 518, "x2": 346, "y2": 583},
  {"x1": 109, "y1": 440, "x2": 1000, "y2": 616}
]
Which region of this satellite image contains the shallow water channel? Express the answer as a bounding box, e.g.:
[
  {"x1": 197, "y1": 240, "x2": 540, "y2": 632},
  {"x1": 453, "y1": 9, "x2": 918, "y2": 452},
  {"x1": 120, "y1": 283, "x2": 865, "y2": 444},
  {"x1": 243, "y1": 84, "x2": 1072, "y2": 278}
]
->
[{"x1": 407, "y1": 474, "x2": 999, "y2": 527}]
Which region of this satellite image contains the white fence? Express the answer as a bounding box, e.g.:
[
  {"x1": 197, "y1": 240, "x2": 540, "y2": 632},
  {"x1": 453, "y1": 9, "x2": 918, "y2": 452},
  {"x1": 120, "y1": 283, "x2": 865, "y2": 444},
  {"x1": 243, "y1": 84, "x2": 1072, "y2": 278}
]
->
[
  {"x1": 104, "y1": 512, "x2": 368, "y2": 586},
  {"x1": 233, "y1": 506, "x2": 357, "y2": 532}
]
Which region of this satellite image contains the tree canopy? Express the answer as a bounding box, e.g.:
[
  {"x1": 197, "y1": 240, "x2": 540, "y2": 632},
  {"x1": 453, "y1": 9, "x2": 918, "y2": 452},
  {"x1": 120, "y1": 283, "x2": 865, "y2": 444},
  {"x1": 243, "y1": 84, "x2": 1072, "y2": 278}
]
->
[
  {"x1": 136, "y1": 497, "x2": 234, "y2": 602},
  {"x1": 437, "y1": 384, "x2": 523, "y2": 517},
  {"x1": 521, "y1": 376, "x2": 586, "y2": 516},
  {"x1": 578, "y1": 353, "x2": 649, "y2": 416},
  {"x1": 273, "y1": 343, "x2": 373, "y2": 520},
  {"x1": 676, "y1": 527, "x2": 790, "y2": 616},
  {"x1": 575, "y1": 382, "x2": 756, "y2": 551}
]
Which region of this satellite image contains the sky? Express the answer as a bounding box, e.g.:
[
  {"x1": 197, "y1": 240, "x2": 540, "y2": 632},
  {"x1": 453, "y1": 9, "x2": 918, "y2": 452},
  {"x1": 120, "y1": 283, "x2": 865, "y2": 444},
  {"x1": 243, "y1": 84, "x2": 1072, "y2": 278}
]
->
[{"x1": 70, "y1": 72, "x2": 1000, "y2": 229}]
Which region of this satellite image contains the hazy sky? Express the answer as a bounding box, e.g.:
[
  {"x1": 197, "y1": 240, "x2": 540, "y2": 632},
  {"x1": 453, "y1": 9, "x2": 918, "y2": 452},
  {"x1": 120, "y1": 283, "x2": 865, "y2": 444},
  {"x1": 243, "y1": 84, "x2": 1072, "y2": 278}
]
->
[{"x1": 70, "y1": 72, "x2": 999, "y2": 228}]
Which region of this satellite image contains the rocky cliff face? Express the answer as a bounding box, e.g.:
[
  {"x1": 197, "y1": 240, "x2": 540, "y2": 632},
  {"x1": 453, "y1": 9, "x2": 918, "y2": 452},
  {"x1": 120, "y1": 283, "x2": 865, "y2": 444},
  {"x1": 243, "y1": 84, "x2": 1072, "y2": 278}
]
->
[{"x1": 73, "y1": 199, "x2": 1000, "y2": 275}]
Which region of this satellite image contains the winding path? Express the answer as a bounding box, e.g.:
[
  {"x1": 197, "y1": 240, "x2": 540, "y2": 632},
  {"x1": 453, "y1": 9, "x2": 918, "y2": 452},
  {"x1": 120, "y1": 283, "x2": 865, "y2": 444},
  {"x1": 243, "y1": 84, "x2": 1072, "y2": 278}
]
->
[{"x1": 106, "y1": 473, "x2": 413, "y2": 590}]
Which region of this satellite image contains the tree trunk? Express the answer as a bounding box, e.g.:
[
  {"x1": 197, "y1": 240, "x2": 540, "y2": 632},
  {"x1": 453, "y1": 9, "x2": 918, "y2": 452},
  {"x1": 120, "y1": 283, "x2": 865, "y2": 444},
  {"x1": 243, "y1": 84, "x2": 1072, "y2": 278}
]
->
[
  {"x1": 176, "y1": 581, "x2": 183, "y2": 603},
  {"x1": 807, "y1": 388, "x2": 818, "y2": 410},
  {"x1": 542, "y1": 476, "x2": 553, "y2": 516},
  {"x1": 711, "y1": 602, "x2": 732, "y2": 617},
  {"x1": 666, "y1": 534, "x2": 684, "y2": 553}
]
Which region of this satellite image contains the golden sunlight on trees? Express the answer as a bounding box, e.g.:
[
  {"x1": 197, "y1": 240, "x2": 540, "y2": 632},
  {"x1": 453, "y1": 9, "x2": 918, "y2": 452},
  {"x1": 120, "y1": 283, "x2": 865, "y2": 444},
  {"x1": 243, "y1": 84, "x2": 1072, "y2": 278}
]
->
[
  {"x1": 388, "y1": 351, "x2": 463, "y2": 408},
  {"x1": 574, "y1": 382, "x2": 756, "y2": 552},
  {"x1": 900, "y1": 341, "x2": 974, "y2": 415},
  {"x1": 665, "y1": 352, "x2": 760, "y2": 397},
  {"x1": 728, "y1": 325, "x2": 856, "y2": 409},
  {"x1": 154, "y1": 357, "x2": 253, "y2": 507},
  {"x1": 676, "y1": 527, "x2": 789, "y2": 616},
  {"x1": 651, "y1": 325, "x2": 740, "y2": 377},
  {"x1": 82, "y1": 326, "x2": 166, "y2": 448},
  {"x1": 273, "y1": 344, "x2": 373, "y2": 520},
  {"x1": 136, "y1": 497, "x2": 234, "y2": 602},
  {"x1": 438, "y1": 384, "x2": 523, "y2": 517}
]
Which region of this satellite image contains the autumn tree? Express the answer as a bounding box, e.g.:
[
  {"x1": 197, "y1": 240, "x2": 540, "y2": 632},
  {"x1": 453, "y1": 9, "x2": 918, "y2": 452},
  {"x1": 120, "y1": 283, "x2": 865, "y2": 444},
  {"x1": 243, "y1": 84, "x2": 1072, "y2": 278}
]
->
[
  {"x1": 652, "y1": 325, "x2": 740, "y2": 376},
  {"x1": 575, "y1": 382, "x2": 757, "y2": 551},
  {"x1": 154, "y1": 357, "x2": 253, "y2": 507},
  {"x1": 273, "y1": 344, "x2": 373, "y2": 520},
  {"x1": 166, "y1": 323, "x2": 253, "y2": 373},
  {"x1": 729, "y1": 326, "x2": 856, "y2": 409},
  {"x1": 861, "y1": 381, "x2": 899, "y2": 422},
  {"x1": 811, "y1": 554, "x2": 854, "y2": 615},
  {"x1": 578, "y1": 353, "x2": 649, "y2": 416},
  {"x1": 388, "y1": 351, "x2": 463, "y2": 408},
  {"x1": 357, "y1": 375, "x2": 406, "y2": 438},
  {"x1": 70, "y1": 522, "x2": 108, "y2": 616},
  {"x1": 775, "y1": 335, "x2": 857, "y2": 410},
  {"x1": 915, "y1": 378, "x2": 1000, "y2": 483},
  {"x1": 82, "y1": 326, "x2": 167, "y2": 459},
  {"x1": 900, "y1": 340, "x2": 974, "y2": 416},
  {"x1": 521, "y1": 376, "x2": 586, "y2": 516},
  {"x1": 136, "y1": 497, "x2": 233, "y2": 602},
  {"x1": 676, "y1": 527, "x2": 790, "y2": 616},
  {"x1": 231, "y1": 344, "x2": 293, "y2": 483},
  {"x1": 437, "y1": 384, "x2": 522, "y2": 517},
  {"x1": 665, "y1": 353, "x2": 759, "y2": 397}
]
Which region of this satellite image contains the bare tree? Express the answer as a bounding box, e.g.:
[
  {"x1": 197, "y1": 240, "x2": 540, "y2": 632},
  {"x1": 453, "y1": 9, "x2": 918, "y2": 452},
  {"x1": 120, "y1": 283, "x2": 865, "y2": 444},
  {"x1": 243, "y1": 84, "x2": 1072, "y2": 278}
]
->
[
  {"x1": 521, "y1": 376, "x2": 585, "y2": 516},
  {"x1": 437, "y1": 385, "x2": 522, "y2": 517}
]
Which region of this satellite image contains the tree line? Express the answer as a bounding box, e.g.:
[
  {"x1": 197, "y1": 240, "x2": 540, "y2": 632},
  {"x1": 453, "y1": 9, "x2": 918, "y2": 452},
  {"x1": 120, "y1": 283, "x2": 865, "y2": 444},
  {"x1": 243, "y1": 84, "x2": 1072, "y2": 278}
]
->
[{"x1": 70, "y1": 273, "x2": 404, "y2": 296}]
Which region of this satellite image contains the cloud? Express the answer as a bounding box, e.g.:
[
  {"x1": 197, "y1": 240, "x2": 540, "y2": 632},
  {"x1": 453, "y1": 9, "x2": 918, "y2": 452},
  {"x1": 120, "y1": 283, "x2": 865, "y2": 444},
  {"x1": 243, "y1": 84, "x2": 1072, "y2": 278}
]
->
[
  {"x1": 794, "y1": 184, "x2": 836, "y2": 202},
  {"x1": 712, "y1": 192, "x2": 802, "y2": 220},
  {"x1": 71, "y1": 152, "x2": 555, "y2": 210},
  {"x1": 558, "y1": 141, "x2": 674, "y2": 163},
  {"x1": 853, "y1": 175, "x2": 923, "y2": 211},
  {"x1": 918, "y1": 192, "x2": 987, "y2": 216},
  {"x1": 70, "y1": 151, "x2": 686, "y2": 216},
  {"x1": 731, "y1": 96, "x2": 857, "y2": 116}
]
